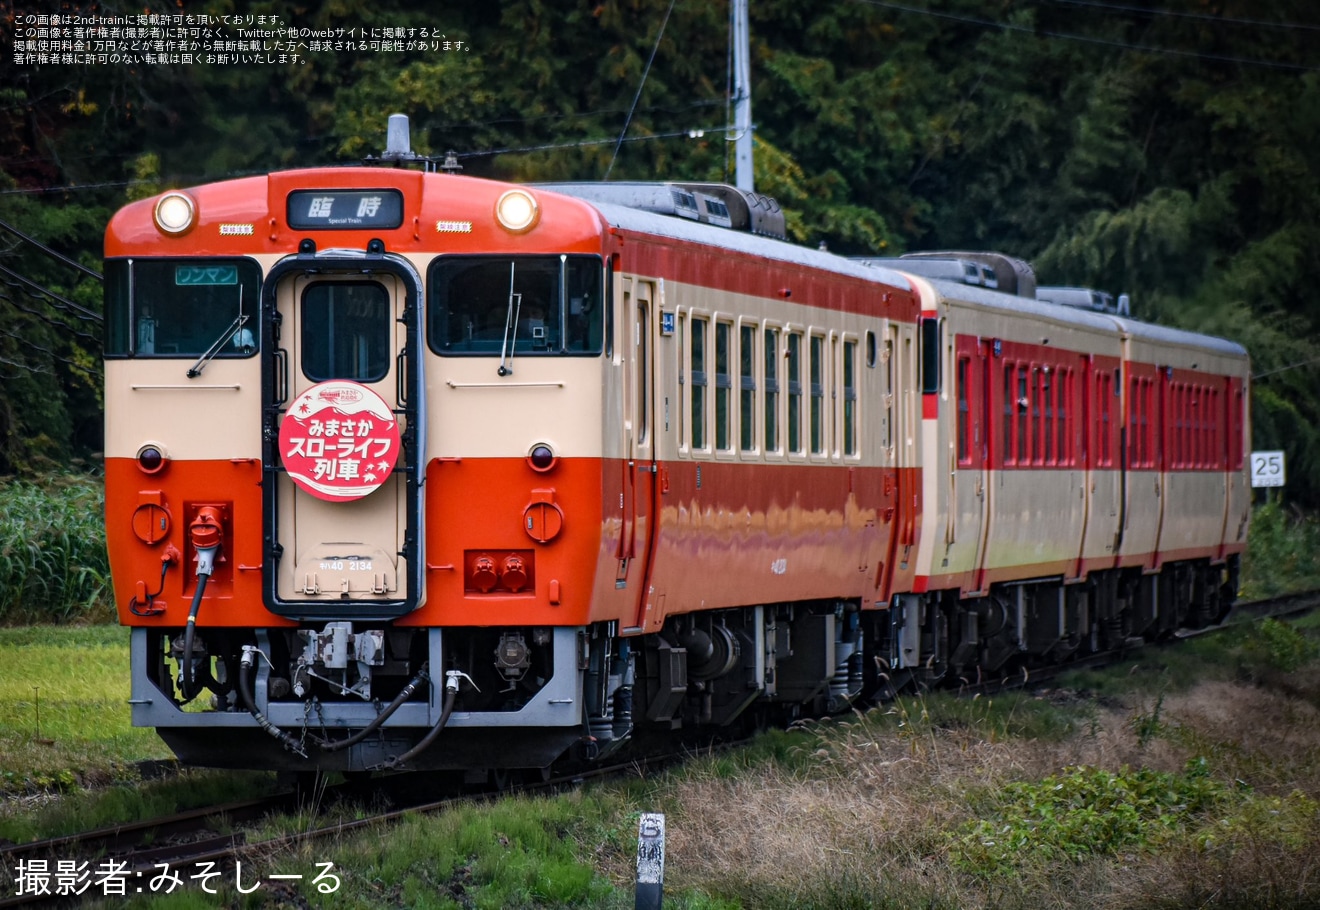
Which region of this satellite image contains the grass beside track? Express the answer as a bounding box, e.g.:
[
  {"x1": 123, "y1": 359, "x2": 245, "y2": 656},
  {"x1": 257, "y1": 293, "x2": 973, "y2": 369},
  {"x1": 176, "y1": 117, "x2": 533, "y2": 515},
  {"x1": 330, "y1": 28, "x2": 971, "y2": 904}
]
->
[
  {"x1": 0, "y1": 624, "x2": 169, "y2": 796},
  {"x1": 4, "y1": 491, "x2": 1320, "y2": 905},
  {"x1": 5, "y1": 613, "x2": 1320, "y2": 909}
]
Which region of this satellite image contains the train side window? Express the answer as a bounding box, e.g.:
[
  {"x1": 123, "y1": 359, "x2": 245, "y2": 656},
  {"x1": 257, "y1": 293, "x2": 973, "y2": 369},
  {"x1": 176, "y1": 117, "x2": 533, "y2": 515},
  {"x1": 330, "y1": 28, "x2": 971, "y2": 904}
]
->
[
  {"x1": 1056, "y1": 367, "x2": 1066, "y2": 464},
  {"x1": 1177, "y1": 380, "x2": 1188, "y2": 467},
  {"x1": 677, "y1": 313, "x2": 687, "y2": 452},
  {"x1": 1193, "y1": 385, "x2": 1202, "y2": 468},
  {"x1": 1042, "y1": 368, "x2": 1054, "y2": 466},
  {"x1": 1143, "y1": 378, "x2": 1153, "y2": 468},
  {"x1": 882, "y1": 336, "x2": 894, "y2": 452},
  {"x1": 1096, "y1": 371, "x2": 1112, "y2": 468},
  {"x1": 691, "y1": 316, "x2": 708, "y2": 450},
  {"x1": 1198, "y1": 385, "x2": 1207, "y2": 468},
  {"x1": 810, "y1": 333, "x2": 825, "y2": 455},
  {"x1": 1188, "y1": 384, "x2": 1196, "y2": 468},
  {"x1": 788, "y1": 332, "x2": 803, "y2": 454},
  {"x1": 1127, "y1": 376, "x2": 1137, "y2": 466},
  {"x1": 1181, "y1": 384, "x2": 1190, "y2": 469},
  {"x1": 1017, "y1": 365, "x2": 1029, "y2": 465},
  {"x1": 103, "y1": 260, "x2": 132, "y2": 356},
  {"x1": 301, "y1": 281, "x2": 390, "y2": 383},
  {"x1": 1002, "y1": 363, "x2": 1015, "y2": 466},
  {"x1": 716, "y1": 321, "x2": 733, "y2": 452},
  {"x1": 843, "y1": 338, "x2": 858, "y2": 457},
  {"x1": 956, "y1": 356, "x2": 970, "y2": 465},
  {"x1": 1229, "y1": 388, "x2": 1240, "y2": 470},
  {"x1": 636, "y1": 301, "x2": 649, "y2": 446},
  {"x1": 740, "y1": 324, "x2": 757, "y2": 453},
  {"x1": 1215, "y1": 388, "x2": 1223, "y2": 469},
  {"x1": 920, "y1": 317, "x2": 941, "y2": 394},
  {"x1": 764, "y1": 327, "x2": 780, "y2": 453}
]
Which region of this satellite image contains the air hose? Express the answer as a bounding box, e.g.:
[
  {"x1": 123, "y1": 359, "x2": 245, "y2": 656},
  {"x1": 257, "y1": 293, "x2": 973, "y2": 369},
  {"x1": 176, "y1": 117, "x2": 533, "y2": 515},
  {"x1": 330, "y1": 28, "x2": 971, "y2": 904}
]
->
[
  {"x1": 315, "y1": 663, "x2": 432, "y2": 753},
  {"x1": 380, "y1": 670, "x2": 467, "y2": 769},
  {"x1": 178, "y1": 575, "x2": 210, "y2": 702},
  {"x1": 179, "y1": 508, "x2": 223, "y2": 704},
  {"x1": 239, "y1": 645, "x2": 307, "y2": 757}
]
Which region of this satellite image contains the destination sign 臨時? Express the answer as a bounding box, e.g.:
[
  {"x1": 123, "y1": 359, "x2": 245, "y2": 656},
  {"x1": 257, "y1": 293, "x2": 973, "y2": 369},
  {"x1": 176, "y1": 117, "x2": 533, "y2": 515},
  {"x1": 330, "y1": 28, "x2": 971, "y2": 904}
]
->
[{"x1": 286, "y1": 189, "x2": 404, "y2": 230}]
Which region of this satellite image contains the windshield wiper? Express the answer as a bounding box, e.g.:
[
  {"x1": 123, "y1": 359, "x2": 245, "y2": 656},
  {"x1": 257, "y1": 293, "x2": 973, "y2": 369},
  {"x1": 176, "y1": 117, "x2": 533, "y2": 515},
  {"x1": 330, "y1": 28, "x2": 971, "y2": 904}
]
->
[
  {"x1": 497, "y1": 262, "x2": 521, "y2": 377},
  {"x1": 188, "y1": 287, "x2": 249, "y2": 378}
]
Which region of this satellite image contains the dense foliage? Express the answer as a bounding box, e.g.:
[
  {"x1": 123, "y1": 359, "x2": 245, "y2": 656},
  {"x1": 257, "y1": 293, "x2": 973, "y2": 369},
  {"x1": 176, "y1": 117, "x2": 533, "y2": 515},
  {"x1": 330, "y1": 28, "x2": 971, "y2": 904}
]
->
[
  {"x1": 0, "y1": 474, "x2": 111, "y2": 623},
  {"x1": 2, "y1": 0, "x2": 1318, "y2": 500}
]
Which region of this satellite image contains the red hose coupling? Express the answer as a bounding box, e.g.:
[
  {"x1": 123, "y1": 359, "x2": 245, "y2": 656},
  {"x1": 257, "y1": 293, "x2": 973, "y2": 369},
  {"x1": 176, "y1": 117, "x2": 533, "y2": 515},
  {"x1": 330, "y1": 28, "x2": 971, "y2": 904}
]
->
[
  {"x1": 471, "y1": 556, "x2": 498, "y2": 593},
  {"x1": 190, "y1": 507, "x2": 224, "y2": 550},
  {"x1": 501, "y1": 554, "x2": 528, "y2": 592}
]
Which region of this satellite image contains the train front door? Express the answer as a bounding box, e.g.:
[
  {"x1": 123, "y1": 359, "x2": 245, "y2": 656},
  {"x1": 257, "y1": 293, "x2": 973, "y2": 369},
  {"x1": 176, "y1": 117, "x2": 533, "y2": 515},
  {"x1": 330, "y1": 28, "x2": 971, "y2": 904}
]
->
[{"x1": 261, "y1": 257, "x2": 425, "y2": 620}]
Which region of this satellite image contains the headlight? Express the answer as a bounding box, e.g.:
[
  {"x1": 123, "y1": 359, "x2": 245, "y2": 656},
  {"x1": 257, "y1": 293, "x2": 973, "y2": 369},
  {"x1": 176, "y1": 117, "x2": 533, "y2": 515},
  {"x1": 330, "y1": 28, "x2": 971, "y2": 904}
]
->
[
  {"x1": 495, "y1": 189, "x2": 540, "y2": 233},
  {"x1": 154, "y1": 192, "x2": 197, "y2": 235}
]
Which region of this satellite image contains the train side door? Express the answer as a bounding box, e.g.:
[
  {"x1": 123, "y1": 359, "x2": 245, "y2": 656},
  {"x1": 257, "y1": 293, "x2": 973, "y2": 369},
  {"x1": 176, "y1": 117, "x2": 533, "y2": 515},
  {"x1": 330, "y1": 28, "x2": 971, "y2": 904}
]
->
[
  {"x1": 261, "y1": 260, "x2": 424, "y2": 620},
  {"x1": 941, "y1": 333, "x2": 988, "y2": 591},
  {"x1": 885, "y1": 322, "x2": 919, "y2": 590},
  {"x1": 967, "y1": 339, "x2": 993, "y2": 593},
  {"x1": 618, "y1": 278, "x2": 658, "y2": 622}
]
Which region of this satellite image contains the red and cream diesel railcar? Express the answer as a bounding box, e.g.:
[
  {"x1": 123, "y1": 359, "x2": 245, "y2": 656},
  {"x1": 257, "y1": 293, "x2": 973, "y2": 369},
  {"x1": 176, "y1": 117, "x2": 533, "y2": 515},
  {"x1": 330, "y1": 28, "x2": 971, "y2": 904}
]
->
[
  {"x1": 896, "y1": 276, "x2": 1249, "y2": 682},
  {"x1": 103, "y1": 152, "x2": 1249, "y2": 772}
]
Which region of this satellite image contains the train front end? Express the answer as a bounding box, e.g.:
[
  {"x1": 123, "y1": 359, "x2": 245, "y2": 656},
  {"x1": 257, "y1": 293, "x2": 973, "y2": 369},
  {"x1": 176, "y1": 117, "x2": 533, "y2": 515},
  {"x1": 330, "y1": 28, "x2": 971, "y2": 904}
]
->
[{"x1": 105, "y1": 167, "x2": 625, "y2": 771}]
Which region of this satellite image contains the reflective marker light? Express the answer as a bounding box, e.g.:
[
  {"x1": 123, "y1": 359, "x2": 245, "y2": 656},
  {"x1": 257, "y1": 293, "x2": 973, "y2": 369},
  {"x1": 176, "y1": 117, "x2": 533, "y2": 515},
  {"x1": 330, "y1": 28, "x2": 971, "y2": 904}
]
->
[
  {"x1": 528, "y1": 444, "x2": 556, "y2": 472},
  {"x1": 136, "y1": 444, "x2": 168, "y2": 474},
  {"x1": 496, "y1": 189, "x2": 540, "y2": 233},
  {"x1": 154, "y1": 192, "x2": 197, "y2": 235}
]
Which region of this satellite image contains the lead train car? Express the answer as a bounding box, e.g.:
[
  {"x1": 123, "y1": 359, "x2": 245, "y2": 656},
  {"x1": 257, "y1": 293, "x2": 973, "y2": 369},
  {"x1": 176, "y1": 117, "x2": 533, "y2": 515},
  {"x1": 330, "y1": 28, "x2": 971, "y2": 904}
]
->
[{"x1": 104, "y1": 168, "x2": 1248, "y2": 772}]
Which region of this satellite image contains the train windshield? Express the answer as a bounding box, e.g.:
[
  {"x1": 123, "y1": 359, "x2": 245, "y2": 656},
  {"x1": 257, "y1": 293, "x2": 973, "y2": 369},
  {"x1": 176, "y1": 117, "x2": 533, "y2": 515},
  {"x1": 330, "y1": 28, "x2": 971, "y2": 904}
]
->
[
  {"x1": 104, "y1": 258, "x2": 261, "y2": 359},
  {"x1": 428, "y1": 255, "x2": 604, "y2": 356}
]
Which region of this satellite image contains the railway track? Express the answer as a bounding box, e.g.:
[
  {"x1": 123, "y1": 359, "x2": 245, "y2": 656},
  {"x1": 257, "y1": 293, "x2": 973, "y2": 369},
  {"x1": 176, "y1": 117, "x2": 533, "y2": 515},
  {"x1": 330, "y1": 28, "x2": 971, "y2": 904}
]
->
[
  {"x1": 0, "y1": 751, "x2": 687, "y2": 908},
  {"x1": 3, "y1": 588, "x2": 1316, "y2": 907}
]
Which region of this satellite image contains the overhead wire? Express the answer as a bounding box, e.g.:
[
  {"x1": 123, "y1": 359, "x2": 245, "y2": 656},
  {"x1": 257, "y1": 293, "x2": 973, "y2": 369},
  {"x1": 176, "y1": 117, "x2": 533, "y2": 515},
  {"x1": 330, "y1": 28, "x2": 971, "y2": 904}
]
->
[
  {"x1": 605, "y1": 0, "x2": 680, "y2": 179},
  {"x1": 0, "y1": 324, "x2": 100, "y2": 378},
  {"x1": 0, "y1": 218, "x2": 103, "y2": 282},
  {"x1": 457, "y1": 125, "x2": 734, "y2": 161},
  {"x1": 848, "y1": 0, "x2": 1320, "y2": 72},
  {"x1": 1048, "y1": 0, "x2": 1320, "y2": 32},
  {"x1": 0, "y1": 263, "x2": 102, "y2": 325},
  {"x1": 0, "y1": 287, "x2": 102, "y2": 345}
]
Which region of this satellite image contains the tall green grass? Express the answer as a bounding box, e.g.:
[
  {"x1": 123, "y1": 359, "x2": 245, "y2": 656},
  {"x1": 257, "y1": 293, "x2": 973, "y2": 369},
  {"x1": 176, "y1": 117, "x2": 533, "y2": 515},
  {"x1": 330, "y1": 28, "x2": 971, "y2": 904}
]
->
[
  {"x1": 1240, "y1": 499, "x2": 1320, "y2": 600},
  {"x1": 0, "y1": 474, "x2": 112, "y2": 623}
]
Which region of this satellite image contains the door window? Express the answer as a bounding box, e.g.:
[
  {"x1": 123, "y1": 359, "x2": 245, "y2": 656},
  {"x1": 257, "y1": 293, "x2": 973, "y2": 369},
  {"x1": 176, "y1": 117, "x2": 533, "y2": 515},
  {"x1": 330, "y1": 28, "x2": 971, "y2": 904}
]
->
[{"x1": 301, "y1": 282, "x2": 391, "y2": 382}]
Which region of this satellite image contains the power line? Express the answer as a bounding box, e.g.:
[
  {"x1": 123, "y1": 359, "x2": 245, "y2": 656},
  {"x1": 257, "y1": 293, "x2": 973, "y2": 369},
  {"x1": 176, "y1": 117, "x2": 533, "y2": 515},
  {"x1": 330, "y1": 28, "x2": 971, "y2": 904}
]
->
[
  {"x1": 0, "y1": 288, "x2": 102, "y2": 345},
  {"x1": 457, "y1": 125, "x2": 733, "y2": 161},
  {"x1": 0, "y1": 120, "x2": 726, "y2": 195},
  {"x1": 0, "y1": 351, "x2": 52, "y2": 375},
  {"x1": 0, "y1": 326, "x2": 101, "y2": 378},
  {"x1": 1253, "y1": 355, "x2": 1320, "y2": 381},
  {"x1": 1049, "y1": 0, "x2": 1320, "y2": 33},
  {"x1": 0, "y1": 218, "x2": 103, "y2": 281},
  {"x1": 849, "y1": 0, "x2": 1320, "y2": 72},
  {"x1": 0, "y1": 263, "x2": 102, "y2": 324},
  {"x1": 606, "y1": 0, "x2": 680, "y2": 180}
]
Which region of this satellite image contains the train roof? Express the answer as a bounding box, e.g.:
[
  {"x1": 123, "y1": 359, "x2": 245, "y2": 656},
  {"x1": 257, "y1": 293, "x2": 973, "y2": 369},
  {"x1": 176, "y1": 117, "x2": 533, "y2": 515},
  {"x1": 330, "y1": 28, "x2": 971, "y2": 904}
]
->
[
  {"x1": 922, "y1": 278, "x2": 1249, "y2": 359},
  {"x1": 1109, "y1": 315, "x2": 1249, "y2": 359},
  {"x1": 555, "y1": 194, "x2": 913, "y2": 293}
]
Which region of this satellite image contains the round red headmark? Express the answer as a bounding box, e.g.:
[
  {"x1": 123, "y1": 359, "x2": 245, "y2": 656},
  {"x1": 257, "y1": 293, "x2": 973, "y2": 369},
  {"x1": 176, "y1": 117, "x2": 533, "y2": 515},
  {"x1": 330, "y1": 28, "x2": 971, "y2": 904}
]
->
[{"x1": 278, "y1": 380, "x2": 401, "y2": 502}]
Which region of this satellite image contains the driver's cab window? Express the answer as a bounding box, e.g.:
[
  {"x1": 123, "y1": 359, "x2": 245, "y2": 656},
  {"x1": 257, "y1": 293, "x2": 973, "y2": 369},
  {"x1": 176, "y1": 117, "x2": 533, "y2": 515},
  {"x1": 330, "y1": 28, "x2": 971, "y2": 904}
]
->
[{"x1": 428, "y1": 255, "x2": 603, "y2": 356}]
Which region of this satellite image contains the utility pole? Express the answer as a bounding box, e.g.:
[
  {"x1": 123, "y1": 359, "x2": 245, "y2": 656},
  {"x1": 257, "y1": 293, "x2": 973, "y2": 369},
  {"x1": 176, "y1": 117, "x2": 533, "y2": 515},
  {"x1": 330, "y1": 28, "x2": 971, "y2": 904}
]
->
[{"x1": 732, "y1": 0, "x2": 753, "y2": 192}]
